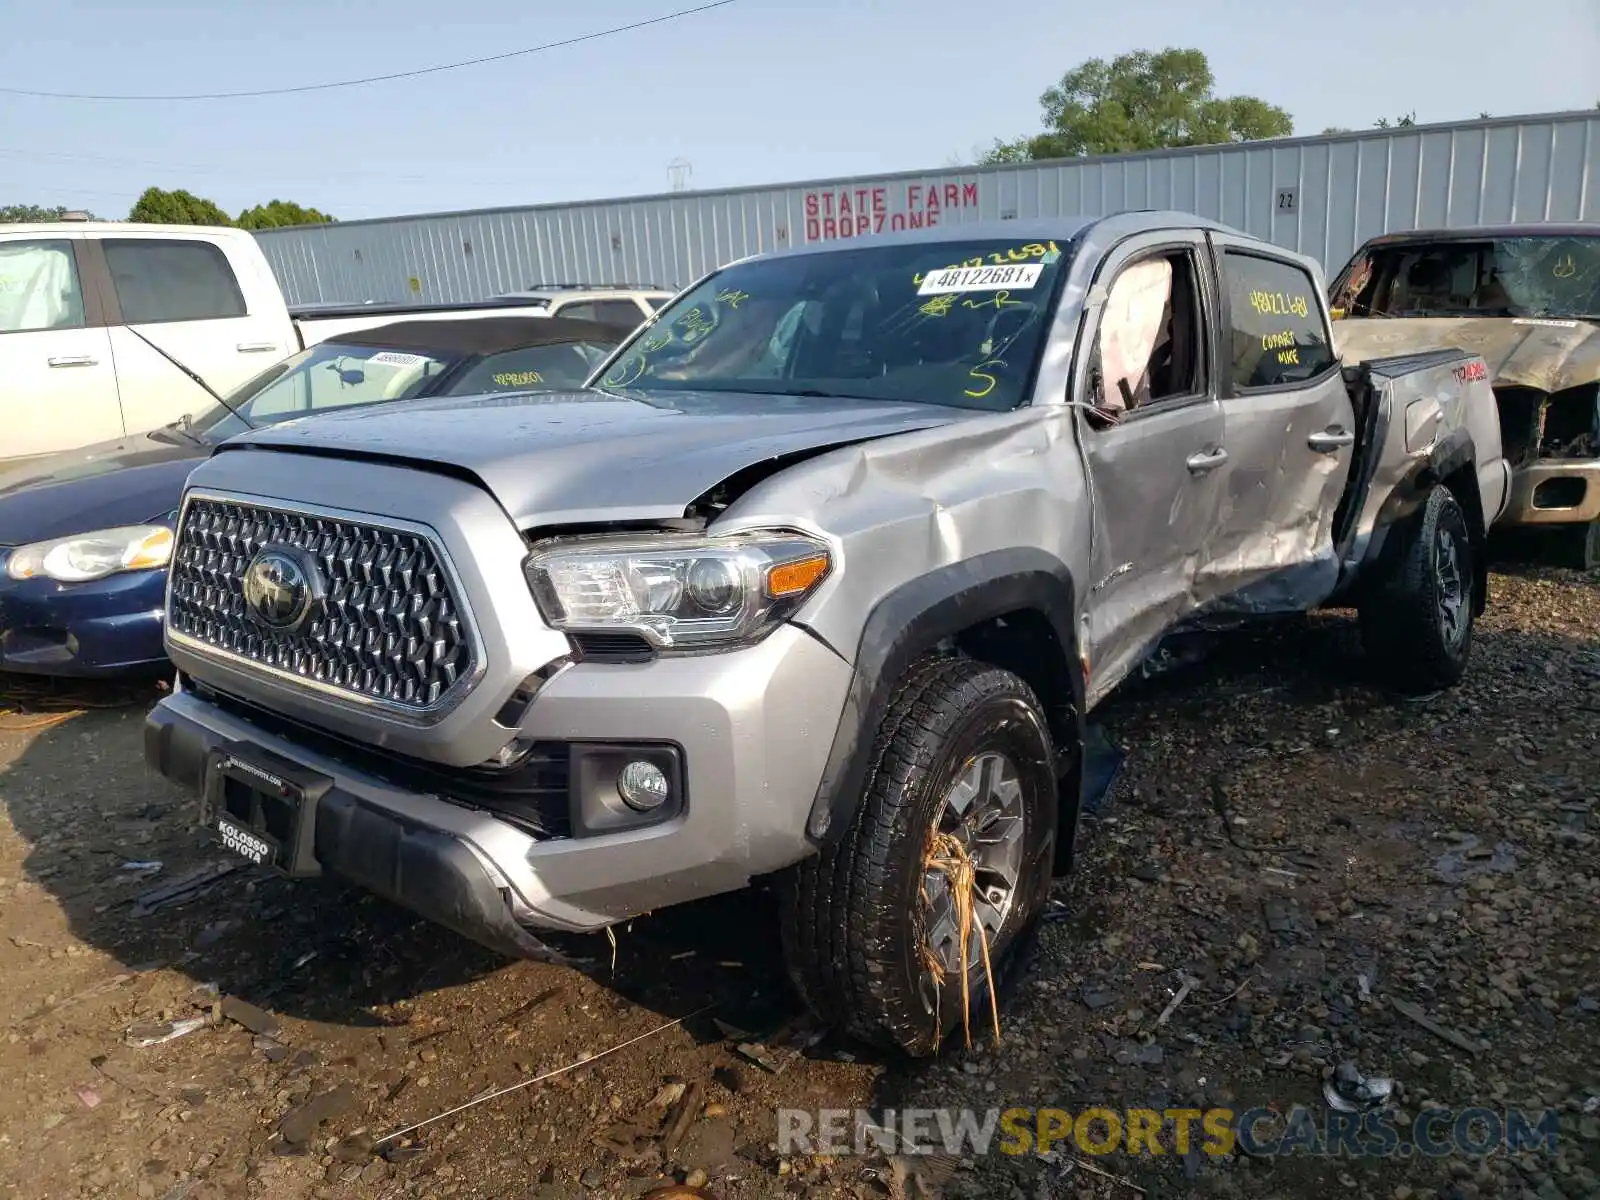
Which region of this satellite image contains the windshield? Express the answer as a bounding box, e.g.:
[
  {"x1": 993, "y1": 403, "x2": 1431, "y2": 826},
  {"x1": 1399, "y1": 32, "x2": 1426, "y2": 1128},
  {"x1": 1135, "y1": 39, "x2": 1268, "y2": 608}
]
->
[
  {"x1": 191, "y1": 342, "x2": 458, "y2": 440},
  {"x1": 1331, "y1": 235, "x2": 1600, "y2": 321},
  {"x1": 590, "y1": 238, "x2": 1073, "y2": 411},
  {"x1": 441, "y1": 339, "x2": 619, "y2": 395}
]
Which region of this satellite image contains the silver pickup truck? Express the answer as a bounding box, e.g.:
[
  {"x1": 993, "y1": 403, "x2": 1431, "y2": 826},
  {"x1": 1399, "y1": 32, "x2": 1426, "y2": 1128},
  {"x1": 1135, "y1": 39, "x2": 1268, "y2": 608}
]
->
[{"x1": 143, "y1": 212, "x2": 1509, "y2": 1056}]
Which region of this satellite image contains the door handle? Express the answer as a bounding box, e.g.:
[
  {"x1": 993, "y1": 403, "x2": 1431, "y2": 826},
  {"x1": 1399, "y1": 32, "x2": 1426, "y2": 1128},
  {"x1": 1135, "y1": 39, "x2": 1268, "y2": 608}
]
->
[
  {"x1": 236, "y1": 342, "x2": 279, "y2": 353},
  {"x1": 1186, "y1": 447, "x2": 1229, "y2": 474},
  {"x1": 47, "y1": 355, "x2": 98, "y2": 367},
  {"x1": 1308, "y1": 427, "x2": 1356, "y2": 453}
]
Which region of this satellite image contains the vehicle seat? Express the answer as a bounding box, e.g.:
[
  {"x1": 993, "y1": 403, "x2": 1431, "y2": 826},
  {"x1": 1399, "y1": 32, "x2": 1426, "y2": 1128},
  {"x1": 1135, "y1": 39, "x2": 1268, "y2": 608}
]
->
[{"x1": 381, "y1": 362, "x2": 429, "y2": 400}]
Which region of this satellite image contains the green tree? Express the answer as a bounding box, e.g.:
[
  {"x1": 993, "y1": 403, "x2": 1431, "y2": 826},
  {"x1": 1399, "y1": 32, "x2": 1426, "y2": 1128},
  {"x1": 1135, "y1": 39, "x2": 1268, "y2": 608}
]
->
[
  {"x1": 0, "y1": 203, "x2": 97, "y2": 223},
  {"x1": 128, "y1": 186, "x2": 233, "y2": 226},
  {"x1": 236, "y1": 199, "x2": 336, "y2": 230},
  {"x1": 979, "y1": 48, "x2": 1293, "y2": 164},
  {"x1": 1375, "y1": 112, "x2": 1417, "y2": 129}
]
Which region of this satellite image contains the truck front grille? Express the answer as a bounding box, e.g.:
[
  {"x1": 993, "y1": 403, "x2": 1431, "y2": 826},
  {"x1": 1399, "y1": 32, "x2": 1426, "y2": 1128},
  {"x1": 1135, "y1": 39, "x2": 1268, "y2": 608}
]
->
[{"x1": 168, "y1": 497, "x2": 477, "y2": 710}]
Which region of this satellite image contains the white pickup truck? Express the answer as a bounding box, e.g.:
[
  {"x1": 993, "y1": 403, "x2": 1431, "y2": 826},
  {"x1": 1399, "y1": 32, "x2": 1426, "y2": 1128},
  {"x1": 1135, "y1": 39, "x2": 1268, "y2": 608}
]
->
[{"x1": 0, "y1": 220, "x2": 553, "y2": 463}]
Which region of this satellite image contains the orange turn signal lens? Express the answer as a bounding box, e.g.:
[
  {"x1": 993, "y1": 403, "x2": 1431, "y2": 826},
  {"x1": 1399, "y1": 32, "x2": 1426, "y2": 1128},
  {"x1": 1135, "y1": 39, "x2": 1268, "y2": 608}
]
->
[
  {"x1": 125, "y1": 527, "x2": 175, "y2": 570},
  {"x1": 765, "y1": 553, "x2": 830, "y2": 598}
]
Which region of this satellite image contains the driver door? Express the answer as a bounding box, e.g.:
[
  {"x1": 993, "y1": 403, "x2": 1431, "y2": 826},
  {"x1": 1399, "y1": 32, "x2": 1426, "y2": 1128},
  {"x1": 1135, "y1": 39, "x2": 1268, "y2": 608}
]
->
[{"x1": 1076, "y1": 231, "x2": 1230, "y2": 705}]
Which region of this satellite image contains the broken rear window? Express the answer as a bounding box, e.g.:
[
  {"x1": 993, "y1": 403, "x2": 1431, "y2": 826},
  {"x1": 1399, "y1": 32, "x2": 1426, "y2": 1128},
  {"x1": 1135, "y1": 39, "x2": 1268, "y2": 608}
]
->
[{"x1": 1331, "y1": 235, "x2": 1600, "y2": 322}]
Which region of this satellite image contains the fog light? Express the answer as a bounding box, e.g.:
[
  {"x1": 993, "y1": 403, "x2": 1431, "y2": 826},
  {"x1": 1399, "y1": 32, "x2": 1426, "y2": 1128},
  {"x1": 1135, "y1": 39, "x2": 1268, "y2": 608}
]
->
[{"x1": 617, "y1": 759, "x2": 669, "y2": 811}]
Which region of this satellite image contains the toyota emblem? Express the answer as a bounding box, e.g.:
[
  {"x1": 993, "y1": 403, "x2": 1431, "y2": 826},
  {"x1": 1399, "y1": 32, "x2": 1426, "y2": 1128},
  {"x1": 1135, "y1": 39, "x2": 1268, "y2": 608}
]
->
[{"x1": 242, "y1": 546, "x2": 322, "y2": 633}]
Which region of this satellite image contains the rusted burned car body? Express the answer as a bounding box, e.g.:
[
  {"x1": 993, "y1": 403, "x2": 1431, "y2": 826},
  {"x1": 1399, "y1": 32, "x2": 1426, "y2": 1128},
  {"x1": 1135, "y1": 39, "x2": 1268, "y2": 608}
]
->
[
  {"x1": 1329, "y1": 223, "x2": 1600, "y2": 567},
  {"x1": 144, "y1": 212, "x2": 1508, "y2": 1056}
]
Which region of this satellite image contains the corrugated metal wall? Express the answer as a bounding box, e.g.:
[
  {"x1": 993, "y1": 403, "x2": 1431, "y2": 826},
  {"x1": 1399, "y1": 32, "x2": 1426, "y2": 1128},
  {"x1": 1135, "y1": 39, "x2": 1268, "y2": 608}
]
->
[{"x1": 256, "y1": 110, "x2": 1600, "y2": 308}]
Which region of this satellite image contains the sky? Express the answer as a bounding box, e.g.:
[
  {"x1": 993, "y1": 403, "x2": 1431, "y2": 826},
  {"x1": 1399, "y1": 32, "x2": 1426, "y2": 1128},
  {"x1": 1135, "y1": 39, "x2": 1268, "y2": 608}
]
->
[{"x1": 3, "y1": 0, "x2": 1598, "y2": 223}]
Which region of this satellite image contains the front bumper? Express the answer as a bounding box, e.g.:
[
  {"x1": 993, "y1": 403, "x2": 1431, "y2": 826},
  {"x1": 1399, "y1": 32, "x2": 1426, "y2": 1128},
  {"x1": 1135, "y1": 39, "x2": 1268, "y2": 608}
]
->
[
  {"x1": 144, "y1": 621, "x2": 852, "y2": 950},
  {"x1": 0, "y1": 568, "x2": 168, "y2": 677},
  {"x1": 1501, "y1": 458, "x2": 1600, "y2": 527}
]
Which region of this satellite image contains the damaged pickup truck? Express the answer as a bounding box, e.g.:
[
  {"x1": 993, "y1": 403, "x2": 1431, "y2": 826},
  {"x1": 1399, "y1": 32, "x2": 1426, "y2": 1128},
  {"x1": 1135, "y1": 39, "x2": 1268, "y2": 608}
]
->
[
  {"x1": 143, "y1": 212, "x2": 1509, "y2": 1056},
  {"x1": 1330, "y1": 223, "x2": 1600, "y2": 568}
]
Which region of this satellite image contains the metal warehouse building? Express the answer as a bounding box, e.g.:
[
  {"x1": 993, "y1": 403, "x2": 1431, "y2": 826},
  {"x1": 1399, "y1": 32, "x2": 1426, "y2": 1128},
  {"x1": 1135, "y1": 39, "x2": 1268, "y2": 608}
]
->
[{"x1": 255, "y1": 109, "x2": 1600, "y2": 308}]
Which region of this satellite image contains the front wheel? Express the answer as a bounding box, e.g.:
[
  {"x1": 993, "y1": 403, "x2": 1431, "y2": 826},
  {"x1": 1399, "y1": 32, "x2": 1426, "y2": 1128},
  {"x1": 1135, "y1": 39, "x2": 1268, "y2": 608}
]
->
[
  {"x1": 1358, "y1": 484, "x2": 1476, "y2": 694},
  {"x1": 1559, "y1": 520, "x2": 1600, "y2": 572},
  {"x1": 779, "y1": 656, "x2": 1058, "y2": 1057}
]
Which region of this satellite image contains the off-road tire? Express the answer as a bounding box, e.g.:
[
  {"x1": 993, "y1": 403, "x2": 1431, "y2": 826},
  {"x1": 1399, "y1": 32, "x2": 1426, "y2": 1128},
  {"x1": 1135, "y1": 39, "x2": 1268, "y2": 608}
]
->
[
  {"x1": 1358, "y1": 485, "x2": 1475, "y2": 694},
  {"x1": 779, "y1": 655, "x2": 1058, "y2": 1057}
]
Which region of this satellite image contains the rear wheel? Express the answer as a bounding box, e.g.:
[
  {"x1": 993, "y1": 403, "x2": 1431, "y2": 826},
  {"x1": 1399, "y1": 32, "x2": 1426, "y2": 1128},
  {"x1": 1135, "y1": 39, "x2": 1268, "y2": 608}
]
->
[
  {"x1": 1358, "y1": 485, "x2": 1476, "y2": 694},
  {"x1": 779, "y1": 656, "x2": 1058, "y2": 1056}
]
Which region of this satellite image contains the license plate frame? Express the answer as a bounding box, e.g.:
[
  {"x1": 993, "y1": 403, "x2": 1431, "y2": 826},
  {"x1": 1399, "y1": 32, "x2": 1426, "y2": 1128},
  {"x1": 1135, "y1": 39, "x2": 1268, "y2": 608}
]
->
[
  {"x1": 216, "y1": 813, "x2": 278, "y2": 865},
  {"x1": 202, "y1": 742, "x2": 331, "y2": 878}
]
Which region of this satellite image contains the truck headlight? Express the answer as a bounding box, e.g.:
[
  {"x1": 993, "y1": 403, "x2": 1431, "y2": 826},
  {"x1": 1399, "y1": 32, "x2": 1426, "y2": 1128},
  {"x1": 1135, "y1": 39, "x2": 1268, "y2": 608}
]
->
[
  {"x1": 4, "y1": 525, "x2": 174, "y2": 584},
  {"x1": 524, "y1": 530, "x2": 832, "y2": 650}
]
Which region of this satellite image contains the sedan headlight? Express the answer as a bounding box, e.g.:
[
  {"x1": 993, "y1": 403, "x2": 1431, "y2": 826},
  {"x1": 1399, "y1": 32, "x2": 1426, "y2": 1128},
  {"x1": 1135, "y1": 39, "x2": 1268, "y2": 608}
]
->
[
  {"x1": 4, "y1": 525, "x2": 174, "y2": 583},
  {"x1": 525, "y1": 530, "x2": 833, "y2": 650}
]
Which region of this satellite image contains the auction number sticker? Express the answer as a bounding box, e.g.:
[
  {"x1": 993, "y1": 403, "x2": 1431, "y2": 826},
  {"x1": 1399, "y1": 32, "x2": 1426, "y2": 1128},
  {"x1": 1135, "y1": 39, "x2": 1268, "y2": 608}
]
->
[
  {"x1": 368, "y1": 351, "x2": 429, "y2": 368},
  {"x1": 917, "y1": 264, "x2": 1043, "y2": 295}
]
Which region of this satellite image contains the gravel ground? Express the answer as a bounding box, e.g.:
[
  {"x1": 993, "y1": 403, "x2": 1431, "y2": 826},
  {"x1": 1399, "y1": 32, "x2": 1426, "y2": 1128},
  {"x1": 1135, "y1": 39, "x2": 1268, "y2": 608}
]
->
[{"x1": 0, "y1": 561, "x2": 1594, "y2": 1200}]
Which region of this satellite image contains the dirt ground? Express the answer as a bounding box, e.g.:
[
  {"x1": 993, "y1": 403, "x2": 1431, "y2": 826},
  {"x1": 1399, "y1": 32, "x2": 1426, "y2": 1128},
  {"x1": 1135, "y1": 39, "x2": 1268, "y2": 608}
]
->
[{"x1": 0, "y1": 561, "x2": 1595, "y2": 1200}]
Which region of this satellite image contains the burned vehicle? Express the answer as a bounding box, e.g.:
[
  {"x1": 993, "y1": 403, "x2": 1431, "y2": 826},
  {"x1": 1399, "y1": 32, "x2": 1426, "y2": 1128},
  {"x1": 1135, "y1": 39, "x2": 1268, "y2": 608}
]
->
[
  {"x1": 1329, "y1": 223, "x2": 1600, "y2": 568},
  {"x1": 144, "y1": 213, "x2": 1508, "y2": 1056}
]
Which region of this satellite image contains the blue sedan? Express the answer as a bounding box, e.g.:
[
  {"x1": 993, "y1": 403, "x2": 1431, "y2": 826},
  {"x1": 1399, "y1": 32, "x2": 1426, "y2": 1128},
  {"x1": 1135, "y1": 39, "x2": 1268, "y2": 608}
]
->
[{"x1": 0, "y1": 314, "x2": 627, "y2": 678}]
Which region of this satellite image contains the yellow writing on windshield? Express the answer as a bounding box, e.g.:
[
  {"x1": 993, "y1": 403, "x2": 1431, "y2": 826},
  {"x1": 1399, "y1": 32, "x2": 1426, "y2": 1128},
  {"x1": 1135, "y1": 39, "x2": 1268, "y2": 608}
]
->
[
  {"x1": 640, "y1": 329, "x2": 673, "y2": 353},
  {"x1": 921, "y1": 294, "x2": 957, "y2": 318},
  {"x1": 602, "y1": 355, "x2": 647, "y2": 388},
  {"x1": 998, "y1": 242, "x2": 1060, "y2": 264},
  {"x1": 965, "y1": 358, "x2": 1005, "y2": 399},
  {"x1": 715, "y1": 288, "x2": 750, "y2": 309},
  {"x1": 676, "y1": 306, "x2": 715, "y2": 343},
  {"x1": 492, "y1": 370, "x2": 544, "y2": 387},
  {"x1": 961, "y1": 289, "x2": 1024, "y2": 312},
  {"x1": 1552, "y1": 254, "x2": 1576, "y2": 279},
  {"x1": 1247, "y1": 289, "x2": 1310, "y2": 319}
]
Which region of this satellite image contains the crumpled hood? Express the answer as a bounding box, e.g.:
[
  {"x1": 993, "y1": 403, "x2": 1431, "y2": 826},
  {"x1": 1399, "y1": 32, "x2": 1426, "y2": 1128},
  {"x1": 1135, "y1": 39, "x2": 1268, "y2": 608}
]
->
[
  {"x1": 218, "y1": 388, "x2": 978, "y2": 527},
  {"x1": 0, "y1": 432, "x2": 204, "y2": 547},
  {"x1": 1333, "y1": 316, "x2": 1600, "y2": 393}
]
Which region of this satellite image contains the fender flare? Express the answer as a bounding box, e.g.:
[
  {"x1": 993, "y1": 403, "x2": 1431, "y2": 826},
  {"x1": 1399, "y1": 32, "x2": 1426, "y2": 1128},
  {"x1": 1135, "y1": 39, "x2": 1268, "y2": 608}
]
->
[{"x1": 803, "y1": 547, "x2": 1084, "y2": 846}]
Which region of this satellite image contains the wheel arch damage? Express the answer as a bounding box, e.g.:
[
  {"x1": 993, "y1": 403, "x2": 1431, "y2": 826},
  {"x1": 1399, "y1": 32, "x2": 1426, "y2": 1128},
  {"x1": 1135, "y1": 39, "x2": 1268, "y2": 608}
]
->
[
  {"x1": 799, "y1": 548, "x2": 1087, "y2": 872},
  {"x1": 698, "y1": 409, "x2": 1094, "y2": 870},
  {"x1": 1350, "y1": 425, "x2": 1491, "y2": 616}
]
